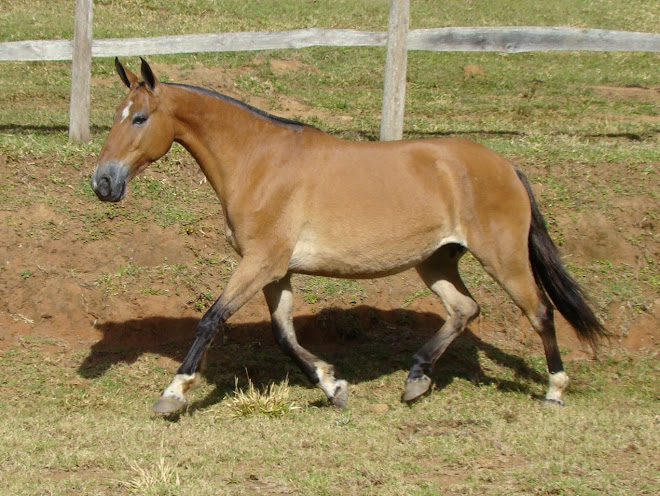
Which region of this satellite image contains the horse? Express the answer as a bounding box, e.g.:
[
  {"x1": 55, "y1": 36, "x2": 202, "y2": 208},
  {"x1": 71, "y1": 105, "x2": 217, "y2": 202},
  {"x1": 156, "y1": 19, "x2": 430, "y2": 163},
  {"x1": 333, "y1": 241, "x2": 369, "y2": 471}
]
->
[{"x1": 91, "y1": 58, "x2": 606, "y2": 414}]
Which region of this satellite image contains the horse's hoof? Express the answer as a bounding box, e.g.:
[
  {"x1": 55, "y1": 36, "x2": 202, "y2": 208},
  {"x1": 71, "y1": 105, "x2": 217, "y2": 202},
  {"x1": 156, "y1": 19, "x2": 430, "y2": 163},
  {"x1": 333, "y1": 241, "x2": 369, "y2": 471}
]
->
[
  {"x1": 541, "y1": 397, "x2": 565, "y2": 407},
  {"x1": 402, "y1": 375, "x2": 432, "y2": 403},
  {"x1": 330, "y1": 380, "x2": 349, "y2": 409},
  {"x1": 152, "y1": 395, "x2": 186, "y2": 414}
]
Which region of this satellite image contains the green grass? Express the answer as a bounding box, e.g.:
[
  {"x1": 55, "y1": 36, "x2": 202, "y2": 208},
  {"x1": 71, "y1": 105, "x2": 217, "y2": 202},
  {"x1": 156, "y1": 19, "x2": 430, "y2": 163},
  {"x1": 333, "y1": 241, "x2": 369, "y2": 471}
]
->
[
  {"x1": 2, "y1": 0, "x2": 658, "y2": 41},
  {"x1": 1, "y1": 1, "x2": 659, "y2": 495},
  {"x1": 295, "y1": 275, "x2": 366, "y2": 306}
]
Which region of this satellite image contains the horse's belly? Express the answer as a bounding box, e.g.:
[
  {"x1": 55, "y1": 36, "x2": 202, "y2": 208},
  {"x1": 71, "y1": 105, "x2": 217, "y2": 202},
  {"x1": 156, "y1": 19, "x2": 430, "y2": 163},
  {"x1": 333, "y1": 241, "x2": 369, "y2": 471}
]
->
[{"x1": 288, "y1": 228, "x2": 461, "y2": 278}]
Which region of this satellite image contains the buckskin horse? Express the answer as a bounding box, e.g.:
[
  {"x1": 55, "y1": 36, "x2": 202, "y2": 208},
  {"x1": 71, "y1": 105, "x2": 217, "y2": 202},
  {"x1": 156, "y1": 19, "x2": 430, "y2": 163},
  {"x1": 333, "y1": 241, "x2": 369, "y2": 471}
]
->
[{"x1": 91, "y1": 58, "x2": 606, "y2": 414}]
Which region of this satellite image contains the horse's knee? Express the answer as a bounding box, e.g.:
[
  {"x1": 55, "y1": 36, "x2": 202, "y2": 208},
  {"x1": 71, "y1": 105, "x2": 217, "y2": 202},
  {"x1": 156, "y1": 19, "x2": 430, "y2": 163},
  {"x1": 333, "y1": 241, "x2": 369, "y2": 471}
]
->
[{"x1": 447, "y1": 297, "x2": 480, "y2": 329}]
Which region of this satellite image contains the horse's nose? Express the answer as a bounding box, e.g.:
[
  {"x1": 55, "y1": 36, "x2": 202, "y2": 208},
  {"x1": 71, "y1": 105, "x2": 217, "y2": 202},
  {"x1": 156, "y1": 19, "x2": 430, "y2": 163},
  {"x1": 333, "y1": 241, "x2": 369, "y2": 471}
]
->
[
  {"x1": 96, "y1": 175, "x2": 112, "y2": 199},
  {"x1": 91, "y1": 162, "x2": 128, "y2": 202},
  {"x1": 90, "y1": 172, "x2": 113, "y2": 201}
]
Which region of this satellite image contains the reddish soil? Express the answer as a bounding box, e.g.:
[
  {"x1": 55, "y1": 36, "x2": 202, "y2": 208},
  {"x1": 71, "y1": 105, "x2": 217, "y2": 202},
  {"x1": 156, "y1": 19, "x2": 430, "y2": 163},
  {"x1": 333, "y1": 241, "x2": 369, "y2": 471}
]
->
[{"x1": 1, "y1": 64, "x2": 658, "y2": 372}]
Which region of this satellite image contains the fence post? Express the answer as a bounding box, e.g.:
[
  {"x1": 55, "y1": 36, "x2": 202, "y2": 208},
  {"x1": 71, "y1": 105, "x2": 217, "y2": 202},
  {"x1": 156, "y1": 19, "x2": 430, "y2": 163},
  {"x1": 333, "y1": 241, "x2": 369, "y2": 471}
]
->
[
  {"x1": 69, "y1": 0, "x2": 93, "y2": 143},
  {"x1": 380, "y1": 0, "x2": 410, "y2": 141}
]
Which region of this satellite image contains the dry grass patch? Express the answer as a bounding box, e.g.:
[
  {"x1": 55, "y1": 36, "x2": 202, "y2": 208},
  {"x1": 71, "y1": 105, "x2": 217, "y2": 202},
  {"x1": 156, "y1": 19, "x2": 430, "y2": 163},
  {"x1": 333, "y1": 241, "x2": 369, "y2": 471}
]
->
[
  {"x1": 224, "y1": 374, "x2": 300, "y2": 418},
  {"x1": 123, "y1": 457, "x2": 181, "y2": 495}
]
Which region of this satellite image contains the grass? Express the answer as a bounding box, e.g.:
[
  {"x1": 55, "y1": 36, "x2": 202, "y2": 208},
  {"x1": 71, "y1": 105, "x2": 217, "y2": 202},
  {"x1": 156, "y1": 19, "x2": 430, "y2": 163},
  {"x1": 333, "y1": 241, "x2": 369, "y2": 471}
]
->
[
  {"x1": 0, "y1": 340, "x2": 657, "y2": 495},
  {"x1": 123, "y1": 456, "x2": 181, "y2": 495},
  {"x1": 1, "y1": 1, "x2": 659, "y2": 495},
  {"x1": 295, "y1": 275, "x2": 367, "y2": 306}
]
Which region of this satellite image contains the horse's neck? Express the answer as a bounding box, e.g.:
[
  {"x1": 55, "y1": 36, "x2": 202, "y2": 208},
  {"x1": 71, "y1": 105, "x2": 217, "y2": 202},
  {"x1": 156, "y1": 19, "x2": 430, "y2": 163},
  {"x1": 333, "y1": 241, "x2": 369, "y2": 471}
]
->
[{"x1": 168, "y1": 88, "x2": 278, "y2": 197}]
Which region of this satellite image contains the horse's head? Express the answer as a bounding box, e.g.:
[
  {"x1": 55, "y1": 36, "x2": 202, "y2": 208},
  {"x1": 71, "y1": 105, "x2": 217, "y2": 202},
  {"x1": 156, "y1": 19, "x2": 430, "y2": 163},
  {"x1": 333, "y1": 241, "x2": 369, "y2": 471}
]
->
[{"x1": 91, "y1": 58, "x2": 175, "y2": 202}]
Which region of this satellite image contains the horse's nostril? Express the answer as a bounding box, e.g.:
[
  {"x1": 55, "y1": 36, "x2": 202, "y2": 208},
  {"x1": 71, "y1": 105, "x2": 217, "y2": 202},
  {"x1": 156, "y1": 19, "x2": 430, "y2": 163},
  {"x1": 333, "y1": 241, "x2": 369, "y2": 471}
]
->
[{"x1": 97, "y1": 176, "x2": 111, "y2": 198}]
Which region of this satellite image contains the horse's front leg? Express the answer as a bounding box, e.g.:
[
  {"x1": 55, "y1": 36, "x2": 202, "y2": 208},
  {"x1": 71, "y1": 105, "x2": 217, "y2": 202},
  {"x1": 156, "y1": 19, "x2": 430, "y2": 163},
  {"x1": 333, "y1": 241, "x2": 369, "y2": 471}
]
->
[
  {"x1": 264, "y1": 274, "x2": 349, "y2": 407},
  {"x1": 152, "y1": 255, "x2": 288, "y2": 414}
]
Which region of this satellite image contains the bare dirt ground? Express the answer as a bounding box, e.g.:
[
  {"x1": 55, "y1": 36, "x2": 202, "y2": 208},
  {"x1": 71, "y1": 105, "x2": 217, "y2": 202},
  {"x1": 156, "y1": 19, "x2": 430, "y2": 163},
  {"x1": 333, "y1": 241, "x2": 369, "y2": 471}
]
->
[{"x1": 1, "y1": 65, "x2": 658, "y2": 373}]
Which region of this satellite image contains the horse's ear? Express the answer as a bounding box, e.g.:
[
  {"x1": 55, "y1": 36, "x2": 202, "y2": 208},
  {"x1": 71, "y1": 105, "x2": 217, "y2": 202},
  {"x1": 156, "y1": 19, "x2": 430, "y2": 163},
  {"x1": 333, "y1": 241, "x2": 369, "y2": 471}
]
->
[
  {"x1": 115, "y1": 57, "x2": 138, "y2": 89},
  {"x1": 140, "y1": 57, "x2": 159, "y2": 92}
]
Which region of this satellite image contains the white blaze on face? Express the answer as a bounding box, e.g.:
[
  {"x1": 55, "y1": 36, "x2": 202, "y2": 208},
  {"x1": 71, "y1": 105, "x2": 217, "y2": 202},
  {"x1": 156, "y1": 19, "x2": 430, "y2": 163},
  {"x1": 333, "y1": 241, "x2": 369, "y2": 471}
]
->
[{"x1": 120, "y1": 100, "x2": 133, "y2": 123}]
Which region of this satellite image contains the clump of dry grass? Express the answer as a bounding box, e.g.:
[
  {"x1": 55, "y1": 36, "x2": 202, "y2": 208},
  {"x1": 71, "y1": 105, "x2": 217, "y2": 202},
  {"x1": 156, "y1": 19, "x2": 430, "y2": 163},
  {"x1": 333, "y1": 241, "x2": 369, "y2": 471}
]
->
[
  {"x1": 225, "y1": 374, "x2": 299, "y2": 417},
  {"x1": 123, "y1": 457, "x2": 181, "y2": 494},
  {"x1": 119, "y1": 436, "x2": 181, "y2": 495}
]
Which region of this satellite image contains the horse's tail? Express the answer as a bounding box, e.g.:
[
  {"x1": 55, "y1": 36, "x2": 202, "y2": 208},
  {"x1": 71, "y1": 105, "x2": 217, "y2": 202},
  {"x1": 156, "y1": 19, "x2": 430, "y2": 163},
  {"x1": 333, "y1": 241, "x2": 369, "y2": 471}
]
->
[{"x1": 516, "y1": 169, "x2": 607, "y2": 347}]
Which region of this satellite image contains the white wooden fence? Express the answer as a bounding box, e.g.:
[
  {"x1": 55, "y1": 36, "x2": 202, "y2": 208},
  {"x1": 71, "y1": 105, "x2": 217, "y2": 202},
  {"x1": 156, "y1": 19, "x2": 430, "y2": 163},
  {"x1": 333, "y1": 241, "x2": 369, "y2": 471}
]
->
[
  {"x1": 1, "y1": 0, "x2": 659, "y2": 142},
  {"x1": 5, "y1": 26, "x2": 659, "y2": 61}
]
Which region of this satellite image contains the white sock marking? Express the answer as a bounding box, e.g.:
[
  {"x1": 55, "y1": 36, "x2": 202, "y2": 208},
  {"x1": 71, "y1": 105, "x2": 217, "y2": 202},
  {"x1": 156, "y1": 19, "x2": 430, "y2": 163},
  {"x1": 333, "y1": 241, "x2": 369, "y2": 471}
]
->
[
  {"x1": 546, "y1": 371, "x2": 569, "y2": 403},
  {"x1": 161, "y1": 372, "x2": 200, "y2": 402}
]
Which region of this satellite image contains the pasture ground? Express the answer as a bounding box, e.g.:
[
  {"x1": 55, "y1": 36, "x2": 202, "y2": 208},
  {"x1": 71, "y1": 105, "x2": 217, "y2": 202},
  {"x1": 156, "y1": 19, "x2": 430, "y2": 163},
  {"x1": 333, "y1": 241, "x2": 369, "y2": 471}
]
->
[{"x1": 1, "y1": 1, "x2": 658, "y2": 494}]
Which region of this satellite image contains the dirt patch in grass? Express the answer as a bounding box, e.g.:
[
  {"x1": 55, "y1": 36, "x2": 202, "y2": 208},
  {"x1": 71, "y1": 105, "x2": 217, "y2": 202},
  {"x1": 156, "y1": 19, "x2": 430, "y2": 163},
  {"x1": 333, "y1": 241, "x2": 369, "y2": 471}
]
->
[
  {"x1": 591, "y1": 85, "x2": 660, "y2": 103},
  {"x1": 146, "y1": 60, "x2": 335, "y2": 124}
]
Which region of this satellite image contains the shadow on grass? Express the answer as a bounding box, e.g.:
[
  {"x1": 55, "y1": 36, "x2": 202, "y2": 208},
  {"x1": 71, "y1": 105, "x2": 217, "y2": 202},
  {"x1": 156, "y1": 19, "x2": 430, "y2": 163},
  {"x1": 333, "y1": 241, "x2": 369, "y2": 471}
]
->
[
  {"x1": 78, "y1": 305, "x2": 546, "y2": 409},
  {"x1": 342, "y1": 128, "x2": 659, "y2": 143},
  {"x1": 0, "y1": 124, "x2": 111, "y2": 135},
  {"x1": 337, "y1": 129, "x2": 525, "y2": 142}
]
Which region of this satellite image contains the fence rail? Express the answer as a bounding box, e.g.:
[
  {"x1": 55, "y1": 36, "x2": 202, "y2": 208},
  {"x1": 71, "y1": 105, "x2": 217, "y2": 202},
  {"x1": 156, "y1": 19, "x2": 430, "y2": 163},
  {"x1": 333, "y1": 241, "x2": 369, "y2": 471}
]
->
[{"x1": 2, "y1": 27, "x2": 659, "y2": 62}]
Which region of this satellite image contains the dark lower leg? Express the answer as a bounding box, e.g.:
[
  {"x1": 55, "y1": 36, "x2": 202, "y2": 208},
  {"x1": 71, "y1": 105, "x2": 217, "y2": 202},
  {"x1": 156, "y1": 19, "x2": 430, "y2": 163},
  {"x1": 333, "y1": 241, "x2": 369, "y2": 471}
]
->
[
  {"x1": 534, "y1": 305, "x2": 569, "y2": 404},
  {"x1": 403, "y1": 312, "x2": 475, "y2": 402},
  {"x1": 179, "y1": 312, "x2": 224, "y2": 375},
  {"x1": 152, "y1": 305, "x2": 226, "y2": 414},
  {"x1": 152, "y1": 255, "x2": 286, "y2": 414}
]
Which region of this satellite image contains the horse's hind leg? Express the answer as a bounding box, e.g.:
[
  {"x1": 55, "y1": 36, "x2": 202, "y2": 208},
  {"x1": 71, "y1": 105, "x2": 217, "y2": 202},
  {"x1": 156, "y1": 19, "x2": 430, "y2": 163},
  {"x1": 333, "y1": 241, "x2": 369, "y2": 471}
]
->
[
  {"x1": 263, "y1": 274, "x2": 349, "y2": 407},
  {"x1": 403, "y1": 244, "x2": 480, "y2": 402},
  {"x1": 477, "y1": 250, "x2": 568, "y2": 405},
  {"x1": 502, "y1": 275, "x2": 568, "y2": 405}
]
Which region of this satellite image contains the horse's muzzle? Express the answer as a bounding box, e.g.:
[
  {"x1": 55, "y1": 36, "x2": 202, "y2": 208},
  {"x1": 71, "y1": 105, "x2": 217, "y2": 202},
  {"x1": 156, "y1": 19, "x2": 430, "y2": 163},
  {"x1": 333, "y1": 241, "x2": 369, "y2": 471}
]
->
[{"x1": 91, "y1": 162, "x2": 129, "y2": 202}]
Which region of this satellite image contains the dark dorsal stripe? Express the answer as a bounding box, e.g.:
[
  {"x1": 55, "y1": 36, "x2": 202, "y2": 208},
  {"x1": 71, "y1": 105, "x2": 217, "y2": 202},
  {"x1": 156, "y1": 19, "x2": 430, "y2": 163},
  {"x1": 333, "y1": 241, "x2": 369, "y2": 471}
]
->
[{"x1": 166, "y1": 83, "x2": 313, "y2": 132}]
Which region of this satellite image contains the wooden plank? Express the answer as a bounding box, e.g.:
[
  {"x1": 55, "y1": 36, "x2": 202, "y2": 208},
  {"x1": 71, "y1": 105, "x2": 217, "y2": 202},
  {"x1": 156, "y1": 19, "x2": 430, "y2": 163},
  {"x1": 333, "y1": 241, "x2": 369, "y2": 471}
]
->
[
  {"x1": 0, "y1": 40, "x2": 73, "y2": 61},
  {"x1": 68, "y1": 0, "x2": 93, "y2": 143},
  {"x1": 2, "y1": 27, "x2": 658, "y2": 61},
  {"x1": 0, "y1": 29, "x2": 385, "y2": 61},
  {"x1": 380, "y1": 0, "x2": 410, "y2": 142},
  {"x1": 93, "y1": 29, "x2": 387, "y2": 57},
  {"x1": 407, "y1": 27, "x2": 660, "y2": 53}
]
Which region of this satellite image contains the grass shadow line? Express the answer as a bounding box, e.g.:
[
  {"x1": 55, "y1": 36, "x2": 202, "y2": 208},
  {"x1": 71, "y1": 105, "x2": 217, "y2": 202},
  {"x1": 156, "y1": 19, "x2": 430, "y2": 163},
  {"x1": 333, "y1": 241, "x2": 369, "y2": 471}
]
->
[{"x1": 0, "y1": 124, "x2": 112, "y2": 135}]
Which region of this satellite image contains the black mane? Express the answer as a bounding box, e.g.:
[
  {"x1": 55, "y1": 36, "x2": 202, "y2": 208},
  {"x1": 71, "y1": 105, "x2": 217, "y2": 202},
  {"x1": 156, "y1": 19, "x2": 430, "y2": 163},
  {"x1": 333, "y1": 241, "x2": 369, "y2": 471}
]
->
[{"x1": 166, "y1": 83, "x2": 313, "y2": 132}]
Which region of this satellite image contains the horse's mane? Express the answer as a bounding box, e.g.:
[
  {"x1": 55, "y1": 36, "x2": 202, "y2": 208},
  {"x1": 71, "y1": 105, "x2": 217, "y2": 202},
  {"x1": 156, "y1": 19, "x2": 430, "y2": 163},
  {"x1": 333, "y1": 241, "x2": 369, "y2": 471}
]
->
[{"x1": 166, "y1": 83, "x2": 315, "y2": 132}]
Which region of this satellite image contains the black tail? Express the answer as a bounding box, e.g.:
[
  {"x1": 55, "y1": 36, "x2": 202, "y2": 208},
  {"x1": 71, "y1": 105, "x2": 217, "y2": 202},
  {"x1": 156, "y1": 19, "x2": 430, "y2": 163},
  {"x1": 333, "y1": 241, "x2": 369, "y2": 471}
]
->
[{"x1": 516, "y1": 169, "x2": 607, "y2": 347}]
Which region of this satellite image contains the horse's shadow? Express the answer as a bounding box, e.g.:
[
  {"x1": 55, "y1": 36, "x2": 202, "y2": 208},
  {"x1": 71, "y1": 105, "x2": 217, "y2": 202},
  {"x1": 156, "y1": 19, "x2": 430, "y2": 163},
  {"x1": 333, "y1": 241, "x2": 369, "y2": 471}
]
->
[{"x1": 78, "y1": 305, "x2": 546, "y2": 409}]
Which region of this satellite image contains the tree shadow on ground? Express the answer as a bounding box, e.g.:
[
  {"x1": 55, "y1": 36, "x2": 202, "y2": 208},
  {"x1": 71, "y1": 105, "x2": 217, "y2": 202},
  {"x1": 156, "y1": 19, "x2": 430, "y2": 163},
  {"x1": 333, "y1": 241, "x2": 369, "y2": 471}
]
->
[{"x1": 78, "y1": 305, "x2": 546, "y2": 409}]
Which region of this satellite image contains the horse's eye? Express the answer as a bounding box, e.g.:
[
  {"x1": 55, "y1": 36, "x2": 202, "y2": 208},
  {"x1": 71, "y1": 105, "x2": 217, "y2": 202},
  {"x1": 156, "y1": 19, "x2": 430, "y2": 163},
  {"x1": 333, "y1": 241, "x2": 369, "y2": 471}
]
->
[{"x1": 132, "y1": 114, "x2": 148, "y2": 126}]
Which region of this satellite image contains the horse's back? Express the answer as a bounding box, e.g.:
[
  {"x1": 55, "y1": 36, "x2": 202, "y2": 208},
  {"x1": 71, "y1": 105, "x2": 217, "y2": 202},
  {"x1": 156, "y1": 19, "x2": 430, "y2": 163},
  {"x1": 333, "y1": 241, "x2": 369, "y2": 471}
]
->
[{"x1": 297, "y1": 134, "x2": 530, "y2": 231}]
